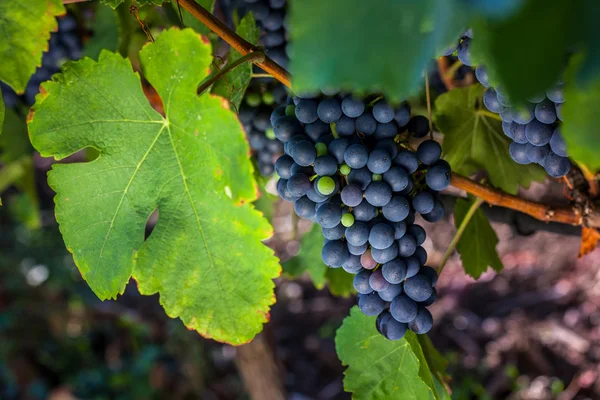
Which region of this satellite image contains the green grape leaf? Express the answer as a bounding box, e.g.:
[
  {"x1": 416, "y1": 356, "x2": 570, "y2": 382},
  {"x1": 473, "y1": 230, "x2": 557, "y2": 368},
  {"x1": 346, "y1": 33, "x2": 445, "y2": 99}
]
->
[
  {"x1": 83, "y1": 5, "x2": 119, "y2": 60},
  {"x1": 434, "y1": 84, "x2": 546, "y2": 194},
  {"x1": 170, "y1": 0, "x2": 215, "y2": 37},
  {"x1": 405, "y1": 333, "x2": 450, "y2": 400},
  {"x1": 336, "y1": 307, "x2": 438, "y2": 399},
  {"x1": 454, "y1": 197, "x2": 503, "y2": 279},
  {"x1": 0, "y1": 0, "x2": 65, "y2": 93},
  {"x1": 212, "y1": 13, "x2": 260, "y2": 111},
  {"x1": 561, "y1": 55, "x2": 600, "y2": 171},
  {"x1": 470, "y1": 0, "x2": 578, "y2": 103},
  {"x1": 288, "y1": 0, "x2": 468, "y2": 101},
  {"x1": 0, "y1": 90, "x2": 4, "y2": 136},
  {"x1": 283, "y1": 224, "x2": 355, "y2": 297},
  {"x1": 28, "y1": 28, "x2": 280, "y2": 345}
]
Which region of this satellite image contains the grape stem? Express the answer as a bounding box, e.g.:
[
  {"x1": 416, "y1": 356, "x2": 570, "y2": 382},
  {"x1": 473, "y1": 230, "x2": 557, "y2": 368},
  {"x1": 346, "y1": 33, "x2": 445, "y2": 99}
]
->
[
  {"x1": 424, "y1": 73, "x2": 434, "y2": 140},
  {"x1": 438, "y1": 197, "x2": 484, "y2": 274},
  {"x1": 115, "y1": 0, "x2": 600, "y2": 229}
]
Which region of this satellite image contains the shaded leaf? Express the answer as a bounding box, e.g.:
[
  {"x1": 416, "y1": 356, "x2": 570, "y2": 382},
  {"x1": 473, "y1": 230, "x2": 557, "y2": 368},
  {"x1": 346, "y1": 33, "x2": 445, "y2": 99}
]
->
[
  {"x1": 212, "y1": 13, "x2": 260, "y2": 110},
  {"x1": 335, "y1": 307, "x2": 436, "y2": 399},
  {"x1": 0, "y1": 0, "x2": 65, "y2": 93},
  {"x1": 325, "y1": 267, "x2": 355, "y2": 298},
  {"x1": 434, "y1": 84, "x2": 545, "y2": 194},
  {"x1": 454, "y1": 197, "x2": 503, "y2": 279},
  {"x1": 283, "y1": 223, "x2": 327, "y2": 288},
  {"x1": 83, "y1": 5, "x2": 120, "y2": 60},
  {"x1": 28, "y1": 29, "x2": 280, "y2": 345}
]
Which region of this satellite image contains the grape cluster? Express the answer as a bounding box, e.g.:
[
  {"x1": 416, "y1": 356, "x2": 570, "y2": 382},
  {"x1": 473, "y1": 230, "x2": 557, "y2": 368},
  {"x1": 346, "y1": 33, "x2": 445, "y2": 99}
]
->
[
  {"x1": 271, "y1": 92, "x2": 450, "y2": 340},
  {"x1": 240, "y1": 81, "x2": 287, "y2": 175},
  {"x1": 238, "y1": 0, "x2": 289, "y2": 68},
  {"x1": 444, "y1": 31, "x2": 571, "y2": 178},
  {"x1": 1, "y1": 15, "x2": 82, "y2": 108}
]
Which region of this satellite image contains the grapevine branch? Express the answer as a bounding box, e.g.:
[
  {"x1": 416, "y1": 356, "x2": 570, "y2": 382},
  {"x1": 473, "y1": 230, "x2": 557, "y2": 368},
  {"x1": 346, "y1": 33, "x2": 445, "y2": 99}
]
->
[{"x1": 78, "y1": 0, "x2": 600, "y2": 229}]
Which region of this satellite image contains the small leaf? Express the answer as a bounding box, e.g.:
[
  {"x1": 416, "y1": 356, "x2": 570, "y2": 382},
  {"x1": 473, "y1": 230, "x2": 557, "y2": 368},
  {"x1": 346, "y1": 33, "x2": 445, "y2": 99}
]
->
[
  {"x1": 288, "y1": 0, "x2": 467, "y2": 101},
  {"x1": 417, "y1": 335, "x2": 451, "y2": 396},
  {"x1": 405, "y1": 333, "x2": 450, "y2": 400},
  {"x1": 28, "y1": 29, "x2": 280, "y2": 345},
  {"x1": 83, "y1": 5, "x2": 119, "y2": 60},
  {"x1": 0, "y1": 0, "x2": 65, "y2": 93},
  {"x1": 454, "y1": 197, "x2": 503, "y2": 279},
  {"x1": 212, "y1": 13, "x2": 260, "y2": 110},
  {"x1": 434, "y1": 84, "x2": 546, "y2": 194},
  {"x1": 325, "y1": 268, "x2": 355, "y2": 298},
  {"x1": 579, "y1": 227, "x2": 600, "y2": 258},
  {"x1": 470, "y1": 0, "x2": 578, "y2": 103},
  {"x1": 335, "y1": 307, "x2": 436, "y2": 399}
]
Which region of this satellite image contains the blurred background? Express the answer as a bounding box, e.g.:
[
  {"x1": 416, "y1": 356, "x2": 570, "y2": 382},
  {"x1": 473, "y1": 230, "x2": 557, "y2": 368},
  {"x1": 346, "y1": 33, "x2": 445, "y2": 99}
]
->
[{"x1": 1, "y1": 2, "x2": 600, "y2": 400}]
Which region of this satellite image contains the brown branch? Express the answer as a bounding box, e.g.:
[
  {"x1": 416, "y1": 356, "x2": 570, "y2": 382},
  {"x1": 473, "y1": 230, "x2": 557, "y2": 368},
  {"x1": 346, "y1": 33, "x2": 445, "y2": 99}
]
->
[
  {"x1": 177, "y1": 0, "x2": 292, "y2": 89},
  {"x1": 436, "y1": 57, "x2": 456, "y2": 90}
]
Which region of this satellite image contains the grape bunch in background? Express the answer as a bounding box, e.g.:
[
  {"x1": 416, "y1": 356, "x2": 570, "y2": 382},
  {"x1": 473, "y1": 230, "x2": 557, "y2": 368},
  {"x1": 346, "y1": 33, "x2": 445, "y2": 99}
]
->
[
  {"x1": 271, "y1": 91, "x2": 449, "y2": 340},
  {"x1": 1, "y1": 14, "x2": 82, "y2": 108},
  {"x1": 446, "y1": 31, "x2": 571, "y2": 178},
  {"x1": 237, "y1": 0, "x2": 289, "y2": 68},
  {"x1": 239, "y1": 81, "x2": 287, "y2": 176}
]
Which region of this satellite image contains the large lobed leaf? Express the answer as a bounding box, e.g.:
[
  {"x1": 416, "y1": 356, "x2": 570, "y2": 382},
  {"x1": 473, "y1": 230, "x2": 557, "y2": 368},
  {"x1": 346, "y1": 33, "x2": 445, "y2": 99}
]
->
[
  {"x1": 212, "y1": 13, "x2": 260, "y2": 111},
  {"x1": 28, "y1": 28, "x2": 280, "y2": 345},
  {"x1": 336, "y1": 307, "x2": 447, "y2": 399},
  {"x1": 434, "y1": 84, "x2": 546, "y2": 195},
  {"x1": 454, "y1": 197, "x2": 503, "y2": 279},
  {"x1": 0, "y1": 0, "x2": 65, "y2": 93}
]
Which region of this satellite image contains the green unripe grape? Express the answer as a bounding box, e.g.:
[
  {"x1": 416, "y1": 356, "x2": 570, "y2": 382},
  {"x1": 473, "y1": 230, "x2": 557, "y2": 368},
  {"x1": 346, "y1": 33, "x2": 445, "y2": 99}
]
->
[
  {"x1": 316, "y1": 176, "x2": 336, "y2": 195},
  {"x1": 372, "y1": 174, "x2": 383, "y2": 182},
  {"x1": 262, "y1": 91, "x2": 275, "y2": 105},
  {"x1": 340, "y1": 164, "x2": 351, "y2": 175},
  {"x1": 265, "y1": 128, "x2": 276, "y2": 140},
  {"x1": 341, "y1": 213, "x2": 355, "y2": 227},
  {"x1": 285, "y1": 104, "x2": 296, "y2": 117},
  {"x1": 246, "y1": 92, "x2": 261, "y2": 107},
  {"x1": 315, "y1": 142, "x2": 328, "y2": 156}
]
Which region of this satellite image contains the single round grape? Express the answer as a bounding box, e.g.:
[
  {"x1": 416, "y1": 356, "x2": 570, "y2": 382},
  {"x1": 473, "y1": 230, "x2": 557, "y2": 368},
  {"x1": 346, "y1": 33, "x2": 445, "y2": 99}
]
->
[
  {"x1": 382, "y1": 195, "x2": 410, "y2": 222},
  {"x1": 420, "y1": 266, "x2": 438, "y2": 287},
  {"x1": 496, "y1": 91, "x2": 512, "y2": 108},
  {"x1": 483, "y1": 89, "x2": 506, "y2": 114},
  {"x1": 546, "y1": 84, "x2": 564, "y2": 103},
  {"x1": 345, "y1": 221, "x2": 370, "y2": 246},
  {"x1": 408, "y1": 225, "x2": 426, "y2": 246},
  {"x1": 378, "y1": 284, "x2": 403, "y2": 303},
  {"x1": 341, "y1": 212, "x2": 355, "y2": 227},
  {"x1": 526, "y1": 120, "x2": 553, "y2": 146},
  {"x1": 360, "y1": 249, "x2": 378, "y2": 270},
  {"x1": 394, "y1": 103, "x2": 411, "y2": 127},
  {"x1": 316, "y1": 202, "x2": 342, "y2": 228},
  {"x1": 404, "y1": 274, "x2": 433, "y2": 302},
  {"x1": 365, "y1": 181, "x2": 392, "y2": 207},
  {"x1": 405, "y1": 257, "x2": 420, "y2": 278},
  {"x1": 394, "y1": 150, "x2": 419, "y2": 173},
  {"x1": 416, "y1": 246, "x2": 427, "y2": 265},
  {"x1": 544, "y1": 152, "x2": 571, "y2": 177},
  {"x1": 356, "y1": 112, "x2": 377, "y2": 135},
  {"x1": 347, "y1": 242, "x2": 368, "y2": 256},
  {"x1": 292, "y1": 140, "x2": 317, "y2": 166},
  {"x1": 422, "y1": 201, "x2": 445, "y2": 223},
  {"x1": 457, "y1": 37, "x2": 472, "y2": 66},
  {"x1": 344, "y1": 144, "x2": 369, "y2": 169},
  {"x1": 336, "y1": 116, "x2": 356, "y2": 136},
  {"x1": 348, "y1": 167, "x2": 372, "y2": 190},
  {"x1": 342, "y1": 255, "x2": 363, "y2": 274},
  {"x1": 383, "y1": 166, "x2": 410, "y2": 192},
  {"x1": 534, "y1": 98, "x2": 557, "y2": 124},
  {"x1": 408, "y1": 307, "x2": 433, "y2": 334},
  {"x1": 510, "y1": 123, "x2": 528, "y2": 144},
  {"x1": 341, "y1": 184, "x2": 363, "y2": 207},
  {"x1": 398, "y1": 234, "x2": 417, "y2": 257},
  {"x1": 550, "y1": 127, "x2": 567, "y2": 157},
  {"x1": 392, "y1": 221, "x2": 407, "y2": 239},
  {"x1": 315, "y1": 142, "x2": 328, "y2": 156},
  {"x1": 373, "y1": 100, "x2": 395, "y2": 123},
  {"x1": 316, "y1": 176, "x2": 336, "y2": 195},
  {"x1": 371, "y1": 242, "x2": 398, "y2": 264},
  {"x1": 422, "y1": 288, "x2": 437, "y2": 306},
  {"x1": 526, "y1": 143, "x2": 550, "y2": 164},
  {"x1": 275, "y1": 155, "x2": 294, "y2": 179},
  {"x1": 354, "y1": 269, "x2": 373, "y2": 294},
  {"x1": 412, "y1": 191, "x2": 435, "y2": 215},
  {"x1": 407, "y1": 116, "x2": 430, "y2": 138},
  {"x1": 294, "y1": 196, "x2": 316, "y2": 219},
  {"x1": 500, "y1": 110, "x2": 514, "y2": 123},
  {"x1": 358, "y1": 292, "x2": 387, "y2": 316},
  {"x1": 382, "y1": 258, "x2": 407, "y2": 284},
  {"x1": 475, "y1": 66, "x2": 490, "y2": 87},
  {"x1": 369, "y1": 223, "x2": 395, "y2": 250},
  {"x1": 367, "y1": 148, "x2": 392, "y2": 174},
  {"x1": 390, "y1": 294, "x2": 418, "y2": 323},
  {"x1": 317, "y1": 97, "x2": 342, "y2": 123},
  {"x1": 509, "y1": 142, "x2": 530, "y2": 165},
  {"x1": 341, "y1": 96, "x2": 365, "y2": 118},
  {"x1": 426, "y1": 161, "x2": 451, "y2": 191},
  {"x1": 417, "y1": 140, "x2": 442, "y2": 165},
  {"x1": 287, "y1": 173, "x2": 312, "y2": 197},
  {"x1": 340, "y1": 164, "x2": 351, "y2": 175},
  {"x1": 321, "y1": 239, "x2": 349, "y2": 267},
  {"x1": 369, "y1": 269, "x2": 390, "y2": 292},
  {"x1": 353, "y1": 199, "x2": 377, "y2": 221},
  {"x1": 378, "y1": 311, "x2": 408, "y2": 340},
  {"x1": 285, "y1": 135, "x2": 308, "y2": 157},
  {"x1": 306, "y1": 187, "x2": 328, "y2": 203},
  {"x1": 328, "y1": 138, "x2": 349, "y2": 164},
  {"x1": 322, "y1": 223, "x2": 346, "y2": 240},
  {"x1": 502, "y1": 121, "x2": 513, "y2": 138},
  {"x1": 314, "y1": 155, "x2": 338, "y2": 176}
]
